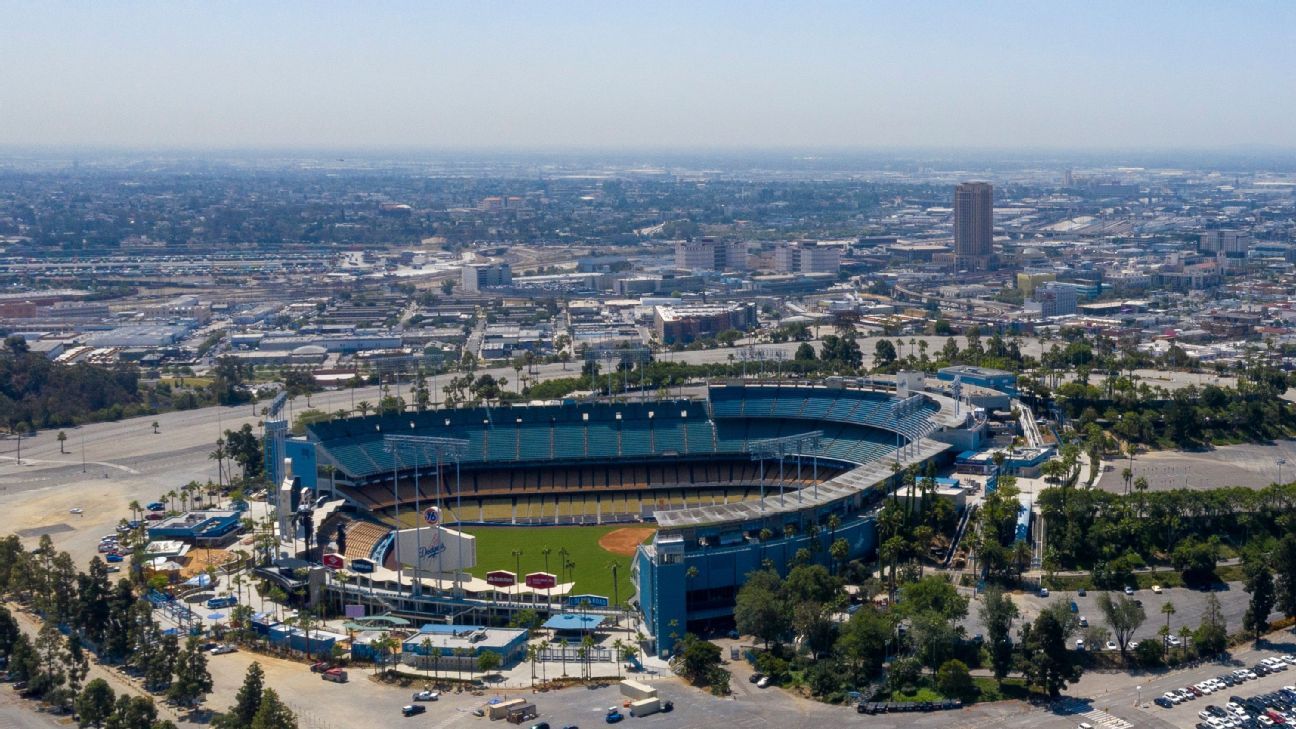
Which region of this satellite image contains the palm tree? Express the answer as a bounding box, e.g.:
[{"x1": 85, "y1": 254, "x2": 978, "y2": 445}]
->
[
  {"x1": 357, "y1": 400, "x2": 373, "y2": 417},
  {"x1": 127, "y1": 500, "x2": 142, "y2": 523},
  {"x1": 56, "y1": 430, "x2": 67, "y2": 454},
  {"x1": 612, "y1": 639, "x2": 624, "y2": 679},
  {"x1": 152, "y1": 421, "x2": 160, "y2": 434},
  {"x1": 1161, "y1": 601, "x2": 1176, "y2": 637},
  {"x1": 558, "y1": 638, "x2": 569, "y2": 676}
]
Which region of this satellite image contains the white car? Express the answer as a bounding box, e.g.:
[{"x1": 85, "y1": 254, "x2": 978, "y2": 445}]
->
[
  {"x1": 1151, "y1": 585, "x2": 1162, "y2": 594},
  {"x1": 1258, "y1": 717, "x2": 1276, "y2": 727},
  {"x1": 1194, "y1": 682, "x2": 1212, "y2": 694},
  {"x1": 1075, "y1": 639, "x2": 1085, "y2": 650},
  {"x1": 756, "y1": 676, "x2": 772, "y2": 688},
  {"x1": 1166, "y1": 635, "x2": 1182, "y2": 647},
  {"x1": 1124, "y1": 586, "x2": 1135, "y2": 595},
  {"x1": 69, "y1": 507, "x2": 84, "y2": 515},
  {"x1": 1105, "y1": 640, "x2": 1118, "y2": 651},
  {"x1": 411, "y1": 690, "x2": 439, "y2": 702},
  {"x1": 209, "y1": 644, "x2": 236, "y2": 655},
  {"x1": 1164, "y1": 692, "x2": 1182, "y2": 705}
]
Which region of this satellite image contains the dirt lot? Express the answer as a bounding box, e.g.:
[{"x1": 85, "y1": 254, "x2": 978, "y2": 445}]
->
[{"x1": 597, "y1": 526, "x2": 656, "y2": 556}]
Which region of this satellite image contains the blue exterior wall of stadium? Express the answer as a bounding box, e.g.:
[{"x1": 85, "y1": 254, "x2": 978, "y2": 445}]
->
[{"x1": 637, "y1": 513, "x2": 877, "y2": 656}]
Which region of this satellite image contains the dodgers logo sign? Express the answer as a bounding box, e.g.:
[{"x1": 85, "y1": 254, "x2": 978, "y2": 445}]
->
[{"x1": 423, "y1": 506, "x2": 440, "y2": 526}]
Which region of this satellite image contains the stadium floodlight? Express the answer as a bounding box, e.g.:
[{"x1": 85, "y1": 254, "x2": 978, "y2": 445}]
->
[{"x1": 750, "y1": 431, "x2": 824, "y2": 509}]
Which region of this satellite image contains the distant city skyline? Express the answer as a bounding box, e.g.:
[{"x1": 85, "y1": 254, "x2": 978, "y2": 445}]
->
[{"x1": 2, "y1": 1, "x2": 1295, "y2": 151}]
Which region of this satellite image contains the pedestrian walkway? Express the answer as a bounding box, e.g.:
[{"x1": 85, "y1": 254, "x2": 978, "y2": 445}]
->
[{"x1": 1076, "y1": 707, "x2": 1133, "y2": 729}]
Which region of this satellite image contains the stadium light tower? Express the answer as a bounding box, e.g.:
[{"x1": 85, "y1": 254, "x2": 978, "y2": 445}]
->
[
  {"x1": 750, "y1": 431, "x2": 823, "y2": 510},
  {"x1": 384, "y1": 434, "x2": 470, "y2": 598}
]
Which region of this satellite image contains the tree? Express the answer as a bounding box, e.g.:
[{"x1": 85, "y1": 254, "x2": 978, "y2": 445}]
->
[
  {"x1": 58, "y1": 430, "x2": 68, "y2": 453},
  {"x1": 911, "y1": 611, "x2": 960, "y2": 672},
  {"x1": 167, "y1": 637, "x2": 213, "y2": 711},
  {"x1": 783, "y1": 564, "x2": 841, "y2": 607},
  {"x1": 979, "y1": 586, "x2": 1019, "y2": 682},
  {"x1": 477, "y1": 650, "x2": 502, "y2": 678},
  {"x1": 897, "y1": 575, "x2": 967, "y2": 621},
  {"x1": 1244, "y1": 558, "x2": 1276, "y2": 642},
  {"x1": 935, "y1": 659, "x2": 975, "y2": 701},
  {"x1": 105, "y1": 695, "x2": 158, "y2": 729},
  {"x1": 793, "y1": 342, "x2": 816, "y2": 361},
  {"x1": 219, "y1": 662, "x2": 265, "y2": 729},
  {"x1": 1019, "y1": 610, "x2": 1082, "y2": 698},
  {"x1": 1097, "y1": 592, "x2": 1145, "y2": 661},
  {"x1": 250, "y1": 688, "x2": 298, "y2": 729},
  {"x1": 1194, "y1": 593, "x2": 1228, "y2": 656},
  {"x1": 1274, "y1": 533, "x2": 1296, "y2": 619},
  {"x1": 77, "y1": 678, "x2": 116, "y2": 728},
  {"x1": 675, "y1": 633, "x2": 727, "y2": 693},
  {"x1": 873, "y1": 338, "x2": 897, "y2": 366},
  {"x1": 792, "y1": 602, "x2": 838, "y2": 660},
  {"x1": 835, "y1": 606, "x2": 890, "y2": 678},
  {"x1": 733, "y1": 569, "x2": 791, "y2": 648}
]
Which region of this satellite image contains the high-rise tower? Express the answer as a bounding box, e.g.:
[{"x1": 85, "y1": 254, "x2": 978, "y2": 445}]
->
[{"x1": 953, "y1": 182, "x2": 993, "y2": 270}]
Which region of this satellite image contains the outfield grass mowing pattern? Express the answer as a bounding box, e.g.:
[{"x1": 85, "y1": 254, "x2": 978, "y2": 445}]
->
[{"x1": 460, "y1": 525, "x2": 652, "y2": 607}]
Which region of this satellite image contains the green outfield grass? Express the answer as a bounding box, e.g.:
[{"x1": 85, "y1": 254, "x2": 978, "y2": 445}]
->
[{"x1": 459, "y1": 525, "x2": 653, "y2": 607}]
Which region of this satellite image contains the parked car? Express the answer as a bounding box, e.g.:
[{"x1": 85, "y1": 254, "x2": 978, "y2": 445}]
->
[
  {"x1": 210, "y1": 645, "x2": 236, "y2": 655},
  {"x1": 1152, "y1": 585, "x2": 1163, "y2": 594},
  {"x1": 105, "y1": 553, "x2": 124, "y2": 563},
  {"x1": 147, "y1": 502, "x2": 165, "y2": 511},
  {"x1": 605, "y1": 707, "x2": 623, "y2": 724},
  {"x1": 412, "y1": 690, "x2": 439, "y2": 701},
  {"x1": 756, "y1": 676, "x2": 772, "y2": 688},
  {"x1": 749, "y1": 672, "x2": 763, "y2": 684},
  {"x1": 1124, "y1": 585, "x2": 1135, "y2": 595},
  {"x1": 310, "y1": 661, "x2": 331, "y2": 673},
  {"x1": 401, "y1": 705, "x2": 426, "y2": 717}
]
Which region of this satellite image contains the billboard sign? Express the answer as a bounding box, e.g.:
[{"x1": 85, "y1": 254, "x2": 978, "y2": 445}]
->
[
  {"x1": 423, "y1": 506, "x2": 441, "y2": 526},
  {"x1": 564, "y1": 594, "x2": 610, "y2": 608},
  {"x1": 322, "y1": 553, "x2": 345, "y2": 570},
  {"x1": 486, "y1": 570, "x2": 516, "y2": 588},
  {"x1": 393, "y1": 526, "x2": 476, "y2": 574},
  {"x1": 344, "y1": 604, "x2": 366, "y2": 619},
  {"x1": 524, "y1": 572, "x2": 557, "y2": 590}
]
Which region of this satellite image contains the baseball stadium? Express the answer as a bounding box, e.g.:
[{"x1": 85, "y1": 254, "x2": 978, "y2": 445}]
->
[{"x1": 279, "y1": 377, "x2": 983, "y2": 654}]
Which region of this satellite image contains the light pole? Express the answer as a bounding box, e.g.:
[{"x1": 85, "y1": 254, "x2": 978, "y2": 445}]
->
[
  {"x1": 1136, "y1": 685, "x2": 1142, "y2": 707},
  {"x1": 1278, "y1": 458, "x2": 1287, "y2": 485}
]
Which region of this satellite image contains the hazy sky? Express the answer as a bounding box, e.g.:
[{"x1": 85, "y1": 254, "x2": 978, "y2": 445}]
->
[{"x1": 3, "y1": 1, "x2": 1294, "y2": 151}]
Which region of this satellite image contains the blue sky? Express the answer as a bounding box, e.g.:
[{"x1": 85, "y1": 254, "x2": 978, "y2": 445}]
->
[{"x1": 2, "y1": 1, "x2": 1293, "y2": 150}]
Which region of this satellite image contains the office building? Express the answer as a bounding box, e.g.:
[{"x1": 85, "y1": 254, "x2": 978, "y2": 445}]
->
[
  {"x1": 1199, "y1": 230, "x2": 1253, "y2": 258},
  {"x1": 673, "y1": 238, "x2": 747, "y2": 272},
  {"x1": 461, "y1": 263, "x2": 512, "y2": 292},
  {"x1": 653, "y1": 303, "x2": 755, "y2": 344},
  {"x1": 1032, "y1": 282, "x2": 1078, "y2": 318},
  {"x1": 953, "y1": 182, "x2": 994, "y2": 270},
  {"x1": 774, "y1": 241, "x2": 841, "y2": 275}
]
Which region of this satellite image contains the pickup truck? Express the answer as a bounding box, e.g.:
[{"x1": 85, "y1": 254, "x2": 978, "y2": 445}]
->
[{"x1": 321, "y1": 668, "x2": 348, "y2": 683}]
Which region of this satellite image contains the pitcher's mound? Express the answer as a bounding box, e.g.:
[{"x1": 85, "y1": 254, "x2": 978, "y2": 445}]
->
[{"x1": 599, "y1": 527, "x2": 656, "y2": 557}]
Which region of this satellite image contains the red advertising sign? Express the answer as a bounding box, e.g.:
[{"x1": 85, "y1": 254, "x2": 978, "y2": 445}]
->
[
  {"x1": 524, "y1": 572, "x2": 557, "y2": 590},
  {"x1": 486, "y1": 570, "x2": 516, "y2": 587},
  {"x1": 322, "y1": 553, "x2": 344, "y2": 570}
]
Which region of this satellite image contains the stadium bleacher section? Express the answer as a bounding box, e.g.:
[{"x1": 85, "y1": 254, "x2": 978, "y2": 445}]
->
[{"x1": 307, "y1": 384, "x2": 956, "y2": 529}]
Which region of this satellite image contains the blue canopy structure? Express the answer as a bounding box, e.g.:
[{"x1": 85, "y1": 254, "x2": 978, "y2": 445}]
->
[{"x1": 542, "y1": 613, "x2": 606, "y2": 633}]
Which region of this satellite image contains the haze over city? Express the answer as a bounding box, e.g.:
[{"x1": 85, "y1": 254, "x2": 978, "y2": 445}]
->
[
  {"x1": 5, "y1": 4, "x2": 1296, "y2": 729},
  {"x1": 3, "y1": 1, "x2": 1296, "y2": 151}
]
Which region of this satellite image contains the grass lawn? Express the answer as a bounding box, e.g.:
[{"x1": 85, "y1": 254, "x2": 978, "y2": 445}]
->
[
  {"x1": 459, "y1": 525, "x2": 651, "y2": 608},
  {"x1": 887, "y1": 686, "x2": 944, "y2": 703},
  {"x1": 971, "y1": 677, "x2": 1032, "y2": 702}
]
